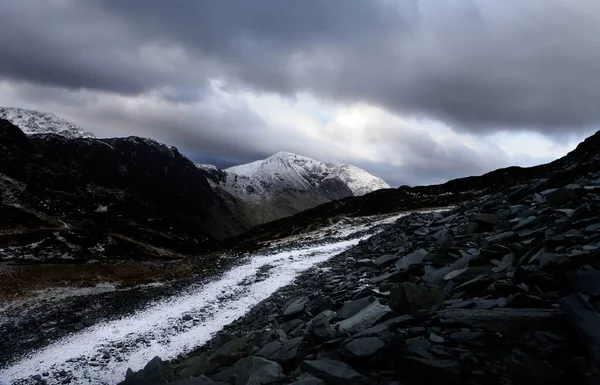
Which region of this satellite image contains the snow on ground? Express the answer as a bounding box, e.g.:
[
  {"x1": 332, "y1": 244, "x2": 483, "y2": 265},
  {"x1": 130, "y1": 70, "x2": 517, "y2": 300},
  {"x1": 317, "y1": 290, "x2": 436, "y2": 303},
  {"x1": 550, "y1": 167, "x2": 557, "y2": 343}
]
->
[{"x1": 0, "y1": 211, "x2": 433, "y2": 385}]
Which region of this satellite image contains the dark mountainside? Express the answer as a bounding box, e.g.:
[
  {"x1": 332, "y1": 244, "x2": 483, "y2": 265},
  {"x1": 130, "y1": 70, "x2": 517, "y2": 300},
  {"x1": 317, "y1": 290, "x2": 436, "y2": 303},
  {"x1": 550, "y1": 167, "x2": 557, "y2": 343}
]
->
[
  {"x1": 0, "y1": 119, "x2": 256, "y2": 297},
  {"x1": 226, "y1": 130, "x2": 600, "y2": 251},
  {"x1": 123, "y1": 131, "x2": 600, "y2": 385}
]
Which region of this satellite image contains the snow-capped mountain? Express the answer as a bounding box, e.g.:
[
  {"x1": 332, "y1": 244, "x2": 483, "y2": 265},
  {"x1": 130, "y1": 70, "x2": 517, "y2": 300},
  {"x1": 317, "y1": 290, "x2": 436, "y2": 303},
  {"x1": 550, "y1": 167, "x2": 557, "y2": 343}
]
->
[
  {"x1": 198, "y1": 151, "x2": 389, "y2": 226},
  {"x1": 0, "y1": 107, "x2": 95, "y2": 139},
  {"x1": 225, "y1": 151, "x2": 389, "y2": 198}
]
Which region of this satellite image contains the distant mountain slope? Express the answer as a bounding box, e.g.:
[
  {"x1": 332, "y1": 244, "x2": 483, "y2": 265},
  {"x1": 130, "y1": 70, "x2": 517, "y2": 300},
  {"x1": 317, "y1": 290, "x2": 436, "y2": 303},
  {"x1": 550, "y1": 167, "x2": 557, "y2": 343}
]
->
[
  {"x1": 198, "y1": 151, "x2": 389, "y2": 226},
  {"x1": 0, "y1": 119, "x2": 246, "y2": 263},
  {"x1": 0, "y1": 107, "x2": 95, "y2": 138},
  {"x1": 225, "y1": 129, "x2": 600, "y2": 250}
]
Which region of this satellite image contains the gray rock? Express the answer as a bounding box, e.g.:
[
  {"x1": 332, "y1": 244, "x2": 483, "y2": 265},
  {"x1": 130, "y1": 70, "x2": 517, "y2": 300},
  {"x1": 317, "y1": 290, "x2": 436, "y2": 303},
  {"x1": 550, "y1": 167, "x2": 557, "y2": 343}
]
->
[
  {"x1": 389, "y1": 283, "x2": 444, "y2": 316},
  {"x1": 429, "y1": 333, "x2": 444, "y2": 343},
  {"x1": 395, "y1": 249, "x2": 428, "y2": 271},
  {"x1": 306, "y1": 297, "x2": 335, "y2": 315},
  {"x1": 234, "y1": 356, "x2": 282, "y2": 385},
  {"x1": 339, "y1": 337, "x2": 386, "y2": 358},
  {"x1": 336, "y1": 300, "x2": 392, "y2": 335},
  {"x1": 305, "y1": 310, "x2": 337, "y2": 342},
  {"x1": 337, "y1": 297, "x2": 373, "y2": 320},
  {"x1": 512, "y1": 216, "x2": 537, "y2": 231},
  {"x1": 121, "y1": 356, "x2": 175, "y2": 385},
  {"x1": 559, "y1": 293, "x2": 600, "y2": 367},
  {"x1": 372, "y1": 254, "x2": 400, "y2": 268},
  {"x1": 544, "y1": 187, "x2": 578, "y2": 206},
  {"x1": 209, "y1": 334, "x2": 250, "y2": 365},
  {"x1": 435, "y1": 229, "x2": 454, "y2": 252},
  {"x1": 257, "y1": 337, "x2": 303, "y2": 365},
  {"x1": 255, "y1": 340, "x2": 284, "y2": 359},
  {"x1": 283, "y1": 297, "x2": 310, "y2": 317},
  {"x1": 485, "y1": 231, "x2": 516, "y2": 243},
  {"x1": 301, "y1": 359, "x2": 372, "y2": 385}
]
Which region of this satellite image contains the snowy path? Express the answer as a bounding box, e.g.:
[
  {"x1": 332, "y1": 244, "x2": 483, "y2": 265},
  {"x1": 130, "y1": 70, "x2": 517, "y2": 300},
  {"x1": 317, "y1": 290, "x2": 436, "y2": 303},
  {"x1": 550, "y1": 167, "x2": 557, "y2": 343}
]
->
[{"x1": 0, "y1": 213, "x2": 408, "y2": 385}]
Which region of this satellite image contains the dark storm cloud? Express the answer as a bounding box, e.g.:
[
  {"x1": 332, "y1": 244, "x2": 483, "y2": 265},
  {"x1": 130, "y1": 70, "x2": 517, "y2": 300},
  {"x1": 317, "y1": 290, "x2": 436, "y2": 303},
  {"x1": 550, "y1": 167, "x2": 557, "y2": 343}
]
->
[{"x1": 2, "y1": 0, "x2": 600, "y2": 133}]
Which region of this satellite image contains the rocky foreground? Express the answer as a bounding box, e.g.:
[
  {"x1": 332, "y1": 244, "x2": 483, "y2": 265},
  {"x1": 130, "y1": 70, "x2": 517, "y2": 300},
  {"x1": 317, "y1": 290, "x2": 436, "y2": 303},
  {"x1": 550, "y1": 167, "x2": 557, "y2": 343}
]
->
[{"x1": 120, "y1": 151, "x2": 600, "y2": 384}]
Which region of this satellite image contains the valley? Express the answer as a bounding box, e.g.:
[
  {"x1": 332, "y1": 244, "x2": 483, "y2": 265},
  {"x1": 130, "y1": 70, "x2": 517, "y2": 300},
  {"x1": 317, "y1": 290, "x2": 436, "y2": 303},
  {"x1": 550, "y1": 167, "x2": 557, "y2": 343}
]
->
[{"x1": 0, "y1": 211, "x2": 416, "y2": 384}]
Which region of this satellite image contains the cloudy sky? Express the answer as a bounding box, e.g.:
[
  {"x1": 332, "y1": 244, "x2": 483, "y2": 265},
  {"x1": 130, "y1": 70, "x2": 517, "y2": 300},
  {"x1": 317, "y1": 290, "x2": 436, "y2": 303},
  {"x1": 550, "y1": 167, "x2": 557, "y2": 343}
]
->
[{"x1": 0, "y1": 0, "x2": 598, "y2": 186}]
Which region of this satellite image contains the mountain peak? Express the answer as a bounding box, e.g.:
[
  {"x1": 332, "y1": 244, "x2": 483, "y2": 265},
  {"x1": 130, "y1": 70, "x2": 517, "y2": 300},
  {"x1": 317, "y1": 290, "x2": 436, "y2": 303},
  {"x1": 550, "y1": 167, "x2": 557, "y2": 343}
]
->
[{"x1": 0, "y1": 107, "x2": 95, "y2": 139}]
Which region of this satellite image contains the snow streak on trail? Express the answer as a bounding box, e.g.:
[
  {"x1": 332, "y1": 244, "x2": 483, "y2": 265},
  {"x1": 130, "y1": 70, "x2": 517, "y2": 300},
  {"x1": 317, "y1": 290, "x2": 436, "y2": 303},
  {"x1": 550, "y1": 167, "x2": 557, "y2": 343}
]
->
[{"x1": 1, "y1": 214, "x2": 409, "y2": 385}]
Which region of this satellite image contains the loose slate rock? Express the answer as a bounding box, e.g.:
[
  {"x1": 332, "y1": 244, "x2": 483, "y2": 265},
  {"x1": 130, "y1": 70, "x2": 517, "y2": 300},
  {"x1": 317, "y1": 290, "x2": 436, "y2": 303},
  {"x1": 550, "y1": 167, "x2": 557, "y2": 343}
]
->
[
  {"x1": 301, "y1": 359, "x2": 372, "y2": 385},
  {"x1": 337, "y1": 297, "x2": 373, "y2": 320},
  {"x1": 340, "y1": 337, "x2": 386, "y2": 358},
  {"x1": 336, "y1": 300, "x2": 392, "y2": 335},
  {"x1": 372, "y1": 254, "x2": 400, "y2": 268},
  {"x1": 305, "y1": 310, "x2": 337, "y2": 342},
  {"x1": 389, "y1": 283, "x2": 444, "y2": 316},
  {"x1": 121, "y1": 356, "x2": 175, "y2": 385},
  {"x1": 259, "y1": 337, "x2": 303, "y2": 365},
  {"x1": 234, "y1": 356, "x2": 282, "y2": 385},
  {"x1": 209, "y1": 335, "x2": 250, "y2": 365},
  {"x1": 559, "y1": 293, "x2": 600, "y2": 367},
  {"x1": 395, "y1": 249, "x2": 428, "y2": 271},
  {"x1": 283, "y1": 297, "x2": 310, "y2": 317}
]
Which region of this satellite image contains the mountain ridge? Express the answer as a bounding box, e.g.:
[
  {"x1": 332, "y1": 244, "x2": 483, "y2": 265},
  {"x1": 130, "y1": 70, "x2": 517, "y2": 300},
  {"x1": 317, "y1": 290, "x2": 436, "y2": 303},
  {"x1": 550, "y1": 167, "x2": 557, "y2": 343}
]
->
[
  {"x1": 198, "y1": 151, "x2": 389, "y2": 227},
  {"x1": 0, "y1": 107, "x2": 95, "y2": 139}
]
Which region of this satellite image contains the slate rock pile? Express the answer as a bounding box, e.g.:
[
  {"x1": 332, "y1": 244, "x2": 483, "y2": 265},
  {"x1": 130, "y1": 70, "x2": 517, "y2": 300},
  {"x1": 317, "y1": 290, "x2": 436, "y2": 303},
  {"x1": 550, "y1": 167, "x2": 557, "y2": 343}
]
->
[{"x1": 122, "y1": 164, "x2": 600, "y2": 384}]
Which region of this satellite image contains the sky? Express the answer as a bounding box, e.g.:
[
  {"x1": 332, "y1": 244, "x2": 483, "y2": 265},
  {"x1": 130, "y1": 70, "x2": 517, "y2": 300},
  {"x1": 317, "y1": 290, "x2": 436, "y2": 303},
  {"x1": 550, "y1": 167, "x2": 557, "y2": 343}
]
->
[{"x1": 0, "y1": 0, "x2": 598, "y2": 187}]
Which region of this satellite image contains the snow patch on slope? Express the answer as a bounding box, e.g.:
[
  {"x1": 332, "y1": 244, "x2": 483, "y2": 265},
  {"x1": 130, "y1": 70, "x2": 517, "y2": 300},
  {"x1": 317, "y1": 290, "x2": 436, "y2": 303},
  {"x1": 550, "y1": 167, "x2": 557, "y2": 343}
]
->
[{"x1": 0, "y1": 107, "x2": 95, "y2": 139}]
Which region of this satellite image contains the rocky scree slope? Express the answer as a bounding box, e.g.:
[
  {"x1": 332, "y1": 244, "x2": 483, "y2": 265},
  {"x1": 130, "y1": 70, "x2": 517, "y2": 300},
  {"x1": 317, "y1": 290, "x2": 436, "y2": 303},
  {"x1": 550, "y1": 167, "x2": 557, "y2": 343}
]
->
[
  {"x1": 0, "y1": 107, "x2": 95, "y2": 138},
  {"x1": 198, "y1": 152, "x2": 389, "y2": 227},
  {"x1": 227, "y1": 130, "x2": 600, "y2": 251},
  {"x1": 124, "y1": 133, "x2": 600, "y2": 384},
  {"x1": 0, "y1": 119, "x2": 247, "y2": 266}
]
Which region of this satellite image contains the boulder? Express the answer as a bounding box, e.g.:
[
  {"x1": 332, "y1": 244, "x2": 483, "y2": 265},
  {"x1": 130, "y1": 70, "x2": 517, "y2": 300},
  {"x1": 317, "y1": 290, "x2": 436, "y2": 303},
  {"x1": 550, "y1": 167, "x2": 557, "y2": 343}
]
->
[
  {"x1": 121, "y1": 356, "x2": 175, "y2": 385},
  {"x1": 305, "y1": 310, "x2": 337, "y2": 342},
  {"x1": 209, "y1": 334, "x2": 250, "y2": 365},
  {"x1": 395, "y1": 249, "x2": 428, "y2": 271},
  {"x1": 234, "y1": 356, "x2": 282, "y2": 385},
  {"x1": 283, "y1": 297, "x2": 310, "y2": 317},
  {"x1": 336, "y1": 300, "x2": 392, "y2": 335},
  {"x1": 336, "y1": 297, "x2": 373, "y2": 320}
]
